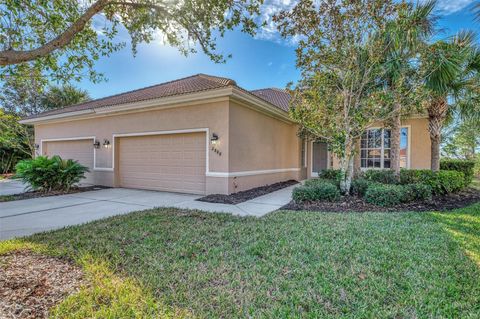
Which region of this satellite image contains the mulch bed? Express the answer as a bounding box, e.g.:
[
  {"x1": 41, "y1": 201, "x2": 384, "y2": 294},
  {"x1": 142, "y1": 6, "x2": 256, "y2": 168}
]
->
[
  {"x1": 282, "y1": 188, "x2": 480, "y2": 213},
  {"x1": 0, "y1": 251, "x2": 84, "y2": 319},
  {"x1": 197, "y1": 180, "x2": 299, "y2": 204},
  {"x1": 0, "y1": 185, "x2": 110, "y2": 202}
]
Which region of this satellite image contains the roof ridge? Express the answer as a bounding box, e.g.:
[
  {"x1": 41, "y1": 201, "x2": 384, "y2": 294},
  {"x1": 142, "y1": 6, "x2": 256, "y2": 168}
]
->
[
  {"x1": 197, "y1": 73, "x2": 236, "y2": 86},
  {"x1": 49, "y1": 74, "x2": 204, "y2": 112}
]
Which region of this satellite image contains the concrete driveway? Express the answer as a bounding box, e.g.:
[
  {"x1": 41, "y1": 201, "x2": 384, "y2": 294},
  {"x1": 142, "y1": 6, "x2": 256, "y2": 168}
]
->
[{"x1": 0, "y1": 185, "x2": 296, "y2": 240}]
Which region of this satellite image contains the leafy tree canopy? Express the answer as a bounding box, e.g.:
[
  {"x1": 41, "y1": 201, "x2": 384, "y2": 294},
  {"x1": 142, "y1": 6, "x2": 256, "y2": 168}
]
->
[
  {"x1": 0, "y1": 0, "x2": 262, "y2": 83},
  {"x1": 0, "y1": 74, "x2": 90, "y2": 116},
  {"x1": 275, "y1": 0, "x2": 402, "y2": 192}
]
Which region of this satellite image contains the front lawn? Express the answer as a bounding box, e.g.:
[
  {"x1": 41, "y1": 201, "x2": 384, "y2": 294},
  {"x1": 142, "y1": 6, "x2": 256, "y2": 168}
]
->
[{"x1": 2, "y1": 205, "x2": 480, "y2": 318}]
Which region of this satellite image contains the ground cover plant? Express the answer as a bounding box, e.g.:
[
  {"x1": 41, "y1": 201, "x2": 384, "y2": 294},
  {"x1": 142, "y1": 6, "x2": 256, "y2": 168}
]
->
[{"x1": 1, "y1": 204, "x2": 479, "y2": 318}]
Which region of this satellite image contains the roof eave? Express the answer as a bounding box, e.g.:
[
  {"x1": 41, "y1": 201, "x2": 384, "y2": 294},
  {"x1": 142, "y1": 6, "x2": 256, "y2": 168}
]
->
[{"x1": 19, "y1": 86, "x2": 294, "y2": 125}]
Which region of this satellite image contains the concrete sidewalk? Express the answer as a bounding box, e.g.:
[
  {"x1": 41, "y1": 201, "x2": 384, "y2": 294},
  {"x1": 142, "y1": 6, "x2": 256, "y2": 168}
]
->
[{"x1": 0, "y1": 185, "x2": 296, "y2": 240}]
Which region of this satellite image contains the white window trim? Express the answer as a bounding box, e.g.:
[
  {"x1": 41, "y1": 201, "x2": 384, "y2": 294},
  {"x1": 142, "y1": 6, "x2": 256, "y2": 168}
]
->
[{"x1": 360, "y1": 125, "x2": 411, "y2": 170}]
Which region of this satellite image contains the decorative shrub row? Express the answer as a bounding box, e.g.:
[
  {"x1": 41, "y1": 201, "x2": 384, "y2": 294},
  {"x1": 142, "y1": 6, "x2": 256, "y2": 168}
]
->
[
  {"x1": 440, "y1": 159, "x2": 476, "y2": 185},
  {"x1": 15, "y1": 155, "x2": 89, "y2": 192},
  {"x1": 399, "y1": 169, "x2": 465, "y2": 195},
  {"x1": 363, "y1": 169, "x2": 398, "y2": 184},
  {"x1": 293, "y1": 181, "x2": 340, "y2": 203},
  {"x1": 364, "y1": 183, "x2": 432, "y2": 207}
]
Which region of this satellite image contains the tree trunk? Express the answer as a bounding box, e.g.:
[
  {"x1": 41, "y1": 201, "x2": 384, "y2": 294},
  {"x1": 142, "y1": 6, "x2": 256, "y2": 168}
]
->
[
  {"x1": 339, "y1": 140, "x2": 355, "y2": 194},
  {"x1": 389, "y1": 102, "x2": 401, "y2": 178},
  {"x1": 428, "y1": 97, "x2": 448, "y2": 171}
]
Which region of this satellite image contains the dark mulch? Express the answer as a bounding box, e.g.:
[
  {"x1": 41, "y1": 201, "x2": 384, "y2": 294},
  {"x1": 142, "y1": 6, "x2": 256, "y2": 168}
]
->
[
  {"x1": 0, "y1": 186, "x2": 110, "y2": 202},
  {"x1": 0, "y1": 251, "x2": 84, "y2": 319},
  {"x1": 198, "y1": 180, "x2": 298, "y2": 204},
  {"x1": 282, "y1": 188, "x2": 480, "y2": 213}
]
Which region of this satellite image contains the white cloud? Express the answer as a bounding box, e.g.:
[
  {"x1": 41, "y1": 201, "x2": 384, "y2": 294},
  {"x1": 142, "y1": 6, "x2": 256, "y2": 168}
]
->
[
  {"x1": 255, "y1": 0, "x2": 298, "y2": 44},
  {"x1": 420, "y1": 0, "x2": 475, "y2": 14}
]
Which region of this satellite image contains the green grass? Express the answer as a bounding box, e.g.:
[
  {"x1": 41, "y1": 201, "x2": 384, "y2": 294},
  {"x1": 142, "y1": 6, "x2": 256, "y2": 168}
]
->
[
  {"x1": 0, "y1": 195, "x2": 15, "y2": 202},
  {"x1": 2, "y1": 205, "x2": 480, "y2": 318}
]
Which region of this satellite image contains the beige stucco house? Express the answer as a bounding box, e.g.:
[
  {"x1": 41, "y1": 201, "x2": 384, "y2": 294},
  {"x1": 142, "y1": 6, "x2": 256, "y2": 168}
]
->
[{"x1": 21, "y1": 74, "x2": 431, "y2": 195}]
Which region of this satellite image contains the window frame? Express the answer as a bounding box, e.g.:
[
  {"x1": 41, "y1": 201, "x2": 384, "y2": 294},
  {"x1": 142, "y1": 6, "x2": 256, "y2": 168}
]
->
[{"x1": 360, "y1": 126, "x2": 411, "y2": 170}]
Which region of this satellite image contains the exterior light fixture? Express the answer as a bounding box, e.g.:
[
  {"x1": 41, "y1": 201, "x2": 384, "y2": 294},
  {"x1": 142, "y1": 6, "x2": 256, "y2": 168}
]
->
[
  {"x1": 34, "y1": 144, "x2": 40, "y2": 150},
  {"x1": 103, "y1": 139, "x2": 111, "y2": 148},
  {"x1": 93, "y1": 140, "x2": 101, "y2": 149},
  {"x1": 211, "y1": 133, "x2": 219, "y2": 145}
]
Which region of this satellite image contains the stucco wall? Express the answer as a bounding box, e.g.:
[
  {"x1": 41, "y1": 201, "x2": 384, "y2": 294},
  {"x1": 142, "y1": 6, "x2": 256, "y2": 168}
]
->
[
  {"x1": 226, "y1": 101, "x2": 302, "y2": 192},
  {"x1": 35, "y1": 99, "x2": 230, "y2": 190}
]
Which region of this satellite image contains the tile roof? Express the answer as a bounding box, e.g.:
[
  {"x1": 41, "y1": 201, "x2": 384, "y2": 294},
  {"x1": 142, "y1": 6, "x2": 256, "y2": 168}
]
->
[
  {"x1": 249, "y1": 88, "x2": 291, "y2": 112},
  {"x1": 23, "y1": 74, "x2": 291, "y2": 120}
]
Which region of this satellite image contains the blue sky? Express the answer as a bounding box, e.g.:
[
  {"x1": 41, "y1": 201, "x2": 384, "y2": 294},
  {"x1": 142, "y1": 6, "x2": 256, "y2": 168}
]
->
[{"x1": 80, "y1": 0, "x2": 479, "y2": 99}]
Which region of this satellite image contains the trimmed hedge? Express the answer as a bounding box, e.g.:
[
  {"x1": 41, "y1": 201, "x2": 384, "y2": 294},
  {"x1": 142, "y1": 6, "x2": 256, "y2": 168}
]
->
[
  {"x1": 363, "y1": 169, "x2": 398, "y2": 184},
  {"x1": 350, "y1": 178, "x2": 374, "y2": 197},
  {"x1": 318, "y1": 169, "x2": 341, "y2": 181},
  {"x1": 304, "y1": 178, "x2": 336, "y2": 187},
  {"x1": 364, "y1": 184, "x2": 406, "y2": 206},
  {"x1": 440, "y1": 159, "x2": 475, "y2": 185},
  {"x1": 402, "y1": 183, "x2": 433, "y2": 202},
  {"x1": 364, "y1": 183, "x2": 433, "y2": 206},
  {"x1": 399, "y1": 169, "x2": 465, "y2": 195},
  {"x1": 293, "y1": 182, "x2": 340, "y2": 203}
]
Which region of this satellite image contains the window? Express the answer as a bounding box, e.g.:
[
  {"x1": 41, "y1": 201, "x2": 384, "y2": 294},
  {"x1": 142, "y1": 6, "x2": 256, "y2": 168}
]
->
[
  {"x1": 301, "y1": 139, "x2": 307, "y2": 167},
  {"x1": 360, "y1": 127, "x2": 409, "y2": 169}
]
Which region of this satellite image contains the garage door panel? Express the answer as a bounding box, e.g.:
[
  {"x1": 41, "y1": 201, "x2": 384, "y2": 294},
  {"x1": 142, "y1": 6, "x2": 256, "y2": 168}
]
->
[
  {"x1": 44, "y1": 139, "x2": 94, "y2": 185},
  {"x1": 118, "y1": 132, "x2": 206, "y2": 194}
]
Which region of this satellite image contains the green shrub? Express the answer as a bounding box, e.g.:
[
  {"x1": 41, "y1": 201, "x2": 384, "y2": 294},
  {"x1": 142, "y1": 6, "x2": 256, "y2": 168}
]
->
[
  {"x1": 351, "y1": 178, "x2": 374, "y2": 196},
  {"x1": 293, "y1": 182, "x2": 340, "y2": 203},
  {"x1": 318, "y1": 169, "x2": 341, "y2": 181},
  {"x1": 440, "y1": 159, "x2": 476, "y2": 185},
  {"x1": 363, "y1": 169, "x2": 398, "y2": 184},
  {"x1": 400, "y1": 169, "x2": 465, "y2": 195},
  {"x1": 364, "y1": 184, "x2": 405, "y2": 207},
  {"x1": 402, "y1": 183, "x2": 433, "y2": 202},
  {"x1": 14, "y1": 155, "x2": 89, "y2": 192},
  {"x1": 304, "y1": 178, "x2": 336, "y2": 188}
]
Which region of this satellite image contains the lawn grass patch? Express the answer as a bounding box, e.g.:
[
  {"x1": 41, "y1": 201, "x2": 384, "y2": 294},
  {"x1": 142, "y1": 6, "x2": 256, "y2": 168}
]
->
[{"x1": 4, "y1": 206, "x2": 478, "y2": 318}]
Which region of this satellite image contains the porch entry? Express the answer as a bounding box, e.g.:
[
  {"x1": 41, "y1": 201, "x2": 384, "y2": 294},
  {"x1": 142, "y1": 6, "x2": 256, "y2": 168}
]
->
[{"x1": 312, "y1": 142, "x2": 328, "y2": 175}]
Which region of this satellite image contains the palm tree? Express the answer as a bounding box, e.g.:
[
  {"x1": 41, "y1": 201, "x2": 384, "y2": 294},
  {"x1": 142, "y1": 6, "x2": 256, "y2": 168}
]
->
[
  {"x1": 421, "y1": 31, "x2": 480, "y2": 171},
  {"x1": 382, "y1": 0, "x2": 436, "y2": 177}
]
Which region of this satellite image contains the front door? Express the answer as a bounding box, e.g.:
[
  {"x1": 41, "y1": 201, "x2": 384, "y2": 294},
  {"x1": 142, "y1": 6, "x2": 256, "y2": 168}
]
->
[{"x1": 312, "y1": 142, "x2": 328, "y2": 175}]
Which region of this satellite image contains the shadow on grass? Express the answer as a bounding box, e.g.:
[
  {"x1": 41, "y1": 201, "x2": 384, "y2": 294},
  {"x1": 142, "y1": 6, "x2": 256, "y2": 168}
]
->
[
  {"x1": 431, "y1": 202, "x2": 480, "y2": 267},
  {"x1": 0, "y1": 240, "x2": 194, "y2": 318}
]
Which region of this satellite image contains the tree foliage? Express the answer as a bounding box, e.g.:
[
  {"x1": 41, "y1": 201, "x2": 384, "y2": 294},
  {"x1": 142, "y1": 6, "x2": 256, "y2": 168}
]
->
[
  {"x1": 275, "y1": 0, "x2": 400, "y2": 193},
  {"x1": 0, "y1": 0, "x2": 262, "y2": 82},
  {"x1": 0, "y1": 76, "x2": 90, "y2": 116}
]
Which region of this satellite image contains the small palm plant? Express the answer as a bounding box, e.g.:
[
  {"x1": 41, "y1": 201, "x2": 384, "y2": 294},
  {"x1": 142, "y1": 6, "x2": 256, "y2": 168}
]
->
[{"x1": 15, "y1": 155, "x2": 89, "y2": 192}]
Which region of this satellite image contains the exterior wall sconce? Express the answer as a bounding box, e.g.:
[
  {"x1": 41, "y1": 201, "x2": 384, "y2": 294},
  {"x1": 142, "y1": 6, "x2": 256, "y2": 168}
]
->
[
  {"x1": 93, "y1": 140, "x2": 101, "y2": 149},
  {"x1": 211, "y1": 133, "x2": 219, "y2": 145},
  {"x1": 34, "y1": 144, "x2": 40, "y2": 150},
  {"x1": 103, "y1": 139, "x2": 111, "y2": 148}
]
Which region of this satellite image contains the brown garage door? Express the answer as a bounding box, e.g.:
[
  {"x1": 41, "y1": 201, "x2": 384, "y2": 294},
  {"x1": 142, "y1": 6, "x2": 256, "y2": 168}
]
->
[
  {"x1": 118, "y1": 132, "x2": 206, "y2": 194},
  {"x1": 43, "y1": 139, "x2": 94, "y2": 185}
]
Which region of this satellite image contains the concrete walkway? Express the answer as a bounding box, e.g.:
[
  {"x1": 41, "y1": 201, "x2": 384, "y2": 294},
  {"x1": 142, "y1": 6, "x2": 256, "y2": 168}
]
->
[
  {"x1": 0, "y1": 179, "x2": 26, "y2": 196},
  {"x1": 0, "y1": 185, "x2": 296, "y2": 240}
]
